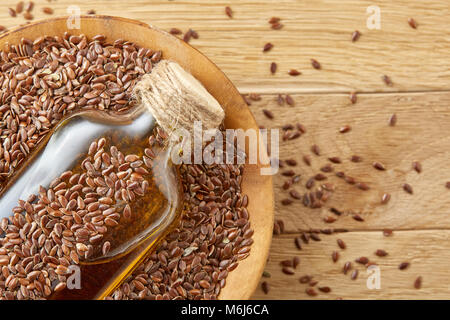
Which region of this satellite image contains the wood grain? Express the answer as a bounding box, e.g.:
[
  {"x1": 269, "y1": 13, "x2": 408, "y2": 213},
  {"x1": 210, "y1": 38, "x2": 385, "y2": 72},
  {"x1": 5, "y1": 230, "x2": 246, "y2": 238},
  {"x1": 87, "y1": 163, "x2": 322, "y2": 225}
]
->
[
  {"x1": 1, "y1": 0, "x2": 449, "y2": 300},
  {"x1": 2, "y1": 0, "x2": 450, "y2": 93},
  {"x1": 252, "y1": 230, "x2": 450, "y2": 299}
]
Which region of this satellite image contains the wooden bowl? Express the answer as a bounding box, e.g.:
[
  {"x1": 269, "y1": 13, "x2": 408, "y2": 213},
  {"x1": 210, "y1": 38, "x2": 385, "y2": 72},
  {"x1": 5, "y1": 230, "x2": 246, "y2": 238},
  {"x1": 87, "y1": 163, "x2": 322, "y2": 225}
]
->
[{"x1": 0, "y1": 16, "x2": 274, "y2": 300}]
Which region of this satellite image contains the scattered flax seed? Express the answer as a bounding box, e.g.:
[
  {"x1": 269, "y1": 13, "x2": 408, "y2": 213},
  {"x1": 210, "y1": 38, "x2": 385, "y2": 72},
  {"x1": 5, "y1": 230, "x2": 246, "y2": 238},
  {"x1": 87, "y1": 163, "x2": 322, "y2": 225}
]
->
[
  {"x1": 314, "y1": 173, "x2": 327, "y2": 181},
  {"x1": 261, "y1": 281, "x2": 269, "y2": 294},
  {"x1": 295, "y1": 237, "x2": 302, "y2": 250},
  {"x1": 0, "y1": 26, "x2": 6, "y2": 32},
  {"x1": 355, "y1": 257, "x2": 369, "y2": 265},
  {"x1": 345, "y1": 176, "x2": 356, "y2": 185},
  {"x1": 225, "y1": 6, "x2": 233, "y2": 18},
  {"x1": 263, "y1": 42, "x2": 274, "y2": 52},
  {"x1": 331, "y1": 251, "x2": 339, "y2": 262},
  {"x1": 324, "y1": 216, "x2": 336, "y2": 223},
  {"x1": 42, "y1": 7, "x2": 54, "y2": 14},
  {"x1": 309, "y1": 280, "x2": 318, "y2": 287},
  {"x1": 412, "y1": 161, "x2": 422, "y2": 173},
  {"x1": 343, "y1": 262, "x2": 352, "y2": 274},
  {"x1": 373, "y1": 161, "x2": 386, "y2": 171},
  {"x1": 381, "y1": 193, "x2": 391, "y2": 204},
  {"x1": 351, "y1": 30, "x2": 361, "y2": 42},
  {"x1": 263, "y1": 109, "x2": 274, "y2": 119},
  {"x1": 399, "y1": 262, "x2": 410, "y2": 270},
  {"x1": 389, "y1": 113, "x2": 397, "y2": 126},
  {"x1": 183, "y1": 30, "x2": 193, "y2": 42},
  {"x1": 16, "y1": 1, "x2": 24, "y2": 13},
  {"x1": 281, "y1": 259, "x2": 294, "y2": 267},
  {"x1": 169, "y1": 28, "x2": 182, "y2": 35},
  {"x1": 352, "y1": 214, "x2": 364, "y2": 222},
  {"x1": 318, "y1": 287, "x2": 331, "y2": 293},
  {"x1": 23, "y1": 11, "x2": 33, "y2": 20},
  {"x1": 25, "y1": 1, "x2": 34, "y2": 12},
  {"x1": 303, "y1": 155, "x2": 312, "y2": 166},
  {"x1": 285, "y1": 94, "x2": 294, "y2": 106},
  {"x1": 271, "y1": 22, "x2": 284, "y2": 30},
  {"x1": 285, "y1": 159, "x2": 297, "y2": 166},
  {"x1": 8, "y1": 8, "x2": 17, "y2": 17},
  {"x1": 408, "y1": 18, "x2": 418, "y2": 29},
  {"x1": 288, "y1": 69, "x2": 301, "y2": 76},
  {"x1": 282, "y1": 267, "x2": 295, "y2": 275},
  {"x1": 293, "y1": 257, "x2": 300, "y2": 268},
  {"x1": 339, "y1": 125, "x2": 351, "y2": 133},
  {"x1": 305, "y1": 288, "x2": 317, "y2": 296},
  {"x1": 328, "y1": 157, "x2": 341, "y2": 164},
  {"x1": 301, "y1": 233, "x2": 310, "y2": 244},
  {"x1": 296, "y1": 123, "x2": 306, "y2": 133},
  {"x1": 446, "y1": 182, "x2": 450, "y2": 189},
  {"x1": 282, "y1": 170, "x2": 295, "y2": 177},
  {"x1": 311, "y1": 59, "x2": 321, "y2": 69},
  {"x1": 349, "y1": 91, "x2": 357, "y2": 104},
  {"x1": 289, "y1": 190, "x2": 302, "y2": 200},
  {"x1": 403, "y1": 183, "x2": 413, "y2": 194},
  {"x1": 87, "y1": 9, "x2": 96, "y2": 14},
  {"x1": 190, "y1": 29, "x2": 199, "y2": 39},
  {"x1": 336, "y1": 171, "x2": 345, "y2": 178},
  {"x1": 414, "y1": 276, "x2": 422, "y2": 289},
  {"x1": 330, "y1": 207, "x2": 343, "y2": 216},
  {"x1": 320, "y1": 164, "x2": 333, "y2": 173},
  {"x1": 337, "y1": 239, "x2": 346, "y2": 249},
  {"x1": 270, "y1": 62, "x2": 277, "y2": 74},
  {"x1": 310, "y1": 233, "x2": 321, "y2": 241},
  {"x1": 383, "y1": 229, "x2": 393, "y2": 237},
  {"x1": 311, "y1": 144, "x2": 321, "y2": 156},
  {"x1": 299, "y1": 275, "x2": 312, "y2": 284},
  {"x1": 382, "y1": 75, "x2": 393, "y2": 86},
  {"x1": 281, "y1": 198, "x2": 293, "y2": 206},
  {"x1": 282, "y1": 180, "x2": 292, "y2": 190},
  {"x1": 350, "y1": 270, "x2": 358, "y2": 280},
  {"x1": 375, "y1": 249, "x2": 388, "y2": 257},
  {"x1": 356, "y1": 182, "x2": 370, "y2": 191},
  {"x1": 351, "y1": 155, "x2": 362, "y2": 162},
  {"x1": 269, "y1": 17, "x2": 280, "y2": 24}
]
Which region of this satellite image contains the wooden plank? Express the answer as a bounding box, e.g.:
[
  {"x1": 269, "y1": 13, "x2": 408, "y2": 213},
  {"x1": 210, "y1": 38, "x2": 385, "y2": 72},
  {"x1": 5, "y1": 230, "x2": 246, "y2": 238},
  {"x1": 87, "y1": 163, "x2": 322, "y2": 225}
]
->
[
  {"x1": 1, "y1": 0, "x2": 450, "y2": 92},
  {"x1": 251, "y1": 230, "x2": 450, "y2": 299},
  {"x1": 249, "y1": 92, "x2": 450, "y2": 232}
]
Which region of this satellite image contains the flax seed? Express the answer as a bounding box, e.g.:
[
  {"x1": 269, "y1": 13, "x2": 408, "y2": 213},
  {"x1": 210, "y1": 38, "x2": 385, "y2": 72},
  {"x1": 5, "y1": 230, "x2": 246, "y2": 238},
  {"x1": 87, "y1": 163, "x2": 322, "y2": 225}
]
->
[
  {"x1": 408, "y1": 18, "x2": 418, "y2": 29},
  {"x1": 311, "y1": 59, "x2": 321, "y2": 69},
  {"x1": 337, "y1": 239, "x2": 346, "y2": 249},
  {"x1": 399, "y1": 262, "x2": 410, "y2": 270},
  {"x1": 351, "y1": 30, "x2": 361, "y2": 42},
  {"x1": 263, "y1": 43, "x2": 274, "y2": 52},
  {"x1": 270, "y1": 62, "x2": 277, "y2": 74},
  {"x1": 414, "y1": 276, "x2": 422, "y2": 289},
  {"x1": 225, "y1": 6, "x2": 233, "y2": 18},
  {"x1": 403, "y1": 183, "x2": 413, "y2": 194},
  {"x1": 349, "y1": 91, "x2": 357, "y2": 104},
  {"x1": 382, "y1": 75, "x2": 393, "y2": 86}
]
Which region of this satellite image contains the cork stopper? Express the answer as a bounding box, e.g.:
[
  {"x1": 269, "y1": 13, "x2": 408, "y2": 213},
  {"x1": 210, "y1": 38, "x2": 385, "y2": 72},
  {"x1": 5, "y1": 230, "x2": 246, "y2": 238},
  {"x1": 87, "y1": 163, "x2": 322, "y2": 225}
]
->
[{"x1": 133, "y1": 60, "x2": 225, "y2": 141}]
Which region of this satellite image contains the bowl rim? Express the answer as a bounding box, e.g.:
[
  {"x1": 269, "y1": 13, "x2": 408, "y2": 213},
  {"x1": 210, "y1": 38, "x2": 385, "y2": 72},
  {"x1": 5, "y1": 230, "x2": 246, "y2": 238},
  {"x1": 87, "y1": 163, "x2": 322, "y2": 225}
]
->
[{"x1": 0, "y1": 15, "x2": 275, "y2": 300}]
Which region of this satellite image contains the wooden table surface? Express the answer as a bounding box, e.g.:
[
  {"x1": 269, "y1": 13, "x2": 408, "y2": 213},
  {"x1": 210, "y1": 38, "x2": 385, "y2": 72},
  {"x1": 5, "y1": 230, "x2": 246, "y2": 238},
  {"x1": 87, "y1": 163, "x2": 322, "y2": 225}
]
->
[{"x1": 2, "y1": 0, "x2": 450, "y2": 299}]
